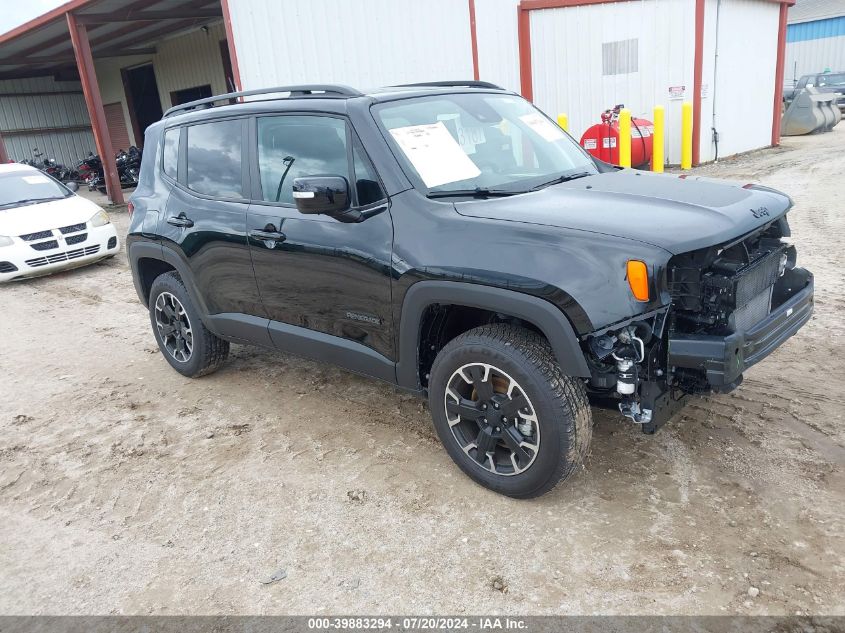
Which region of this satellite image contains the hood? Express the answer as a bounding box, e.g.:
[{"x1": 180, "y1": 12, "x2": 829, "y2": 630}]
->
[
  {"x1": 454, "y1": 170, "x2": 792, "y2": 255},
  {"x1": 0, "y1": 195, "x2": 102, "y2": 236}
]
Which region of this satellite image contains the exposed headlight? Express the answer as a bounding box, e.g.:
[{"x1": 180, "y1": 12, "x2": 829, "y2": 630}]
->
[
  {"x1": 0, "y1": 235, "x2": 12, "y2": 247},
  {"x1": 89, "y1": 209, "x2": 111, "y2": 227}
]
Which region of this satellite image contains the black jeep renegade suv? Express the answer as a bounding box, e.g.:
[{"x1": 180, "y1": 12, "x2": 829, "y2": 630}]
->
[{"x1": 128, "y1": 81, "x2": 814, "y2": 498}]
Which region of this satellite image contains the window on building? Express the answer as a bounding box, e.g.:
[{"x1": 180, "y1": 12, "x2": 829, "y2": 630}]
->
[
  {"x1": 186, "y1": 119, "x2": 243, "y2": 198},
  {"x1": 171, "y1": 84, "x2": 213, "y2": 107},
  {"x1": 162, "y1": 127, "x2": 179, "y2": 179},
  {"x1": 602, "y1": 38, "x2": 639, "y2": 75},
  {"x1": 257, "y1": 115, "x2": 350, "y2": 204}
]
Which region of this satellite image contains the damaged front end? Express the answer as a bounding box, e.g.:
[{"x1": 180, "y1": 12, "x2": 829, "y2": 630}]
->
[{"x1": 582, "y1": 209, "x2": 814, "y2": 434}]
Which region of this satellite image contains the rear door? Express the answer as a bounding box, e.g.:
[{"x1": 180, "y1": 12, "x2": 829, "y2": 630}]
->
[
  {"x1": 246, "y1": 113, "x2": 395, "y2": 362},
  {"x1": 158, "y1": 116, "x2": 265, "y2": 319}
]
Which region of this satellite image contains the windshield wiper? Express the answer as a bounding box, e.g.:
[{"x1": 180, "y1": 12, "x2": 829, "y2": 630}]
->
[
  {"x1": 530, "y1": 171, "x2": 594, "y2": 191},
  {"x1": 0, "y1": 196, "x2": 64, "y2": 209},
  {"x1": 427, "y1": 187, "x2": 523, "y2": 199}
]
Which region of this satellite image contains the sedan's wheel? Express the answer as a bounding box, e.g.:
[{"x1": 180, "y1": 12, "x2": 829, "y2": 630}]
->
[
  {"x1": 148, "y1": 271, "x2": 229, "y2": 378},
  {"x1": 445, "y1": 363, "x2": 540, "y2": 476},
  {"x1": 429, "y1": 324, "x2": 592, "y2": 498},
  {"x1": 154, "y1": 292, "x2": 193, "y2": 363}
]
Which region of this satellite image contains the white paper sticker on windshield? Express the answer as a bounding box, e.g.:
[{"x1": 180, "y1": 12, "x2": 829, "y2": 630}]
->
[
  {"x1": 519, "y1": 112, "x2": 566, "y2": 142},
  {"x1": 23, "y1": 175, "x2": 51, "y2": 184},
  {"x1": 389, "y1": 122, "x2": 481, "y2": 188}
]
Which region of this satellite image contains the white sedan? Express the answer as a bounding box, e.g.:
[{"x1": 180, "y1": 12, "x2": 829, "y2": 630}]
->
[{"x1": 0, "y1": 163, "x2": 120, "y2": 282}]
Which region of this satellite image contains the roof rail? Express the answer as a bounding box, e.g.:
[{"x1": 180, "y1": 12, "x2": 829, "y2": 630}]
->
[
  {"x1": 393, "y1": 80, "x2": 506, "y2": 91},
  {"x1": 163, "y1": 84, "x2": 363, "y2": 118}
]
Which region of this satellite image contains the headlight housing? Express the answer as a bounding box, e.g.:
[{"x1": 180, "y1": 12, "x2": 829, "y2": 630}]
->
[
  {"x1": 88, "y1": 209, "x2": 111, "y2": 227},
  {"x1": 0, "y1": 235, "x2": 12, "y2": 247}
]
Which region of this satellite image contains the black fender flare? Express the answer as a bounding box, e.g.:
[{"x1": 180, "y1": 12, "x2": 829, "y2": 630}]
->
[
  {"x1": 128, "y1": 241, "x2": 212, "y2": 325},
  {"x1": 396, "y1": 280, "x2": 590, "y2": 389}
]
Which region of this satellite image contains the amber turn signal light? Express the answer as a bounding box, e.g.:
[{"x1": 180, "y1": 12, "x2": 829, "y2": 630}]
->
[{"x1": 626, "y1": 260, "x2": 650, "y2": 302}]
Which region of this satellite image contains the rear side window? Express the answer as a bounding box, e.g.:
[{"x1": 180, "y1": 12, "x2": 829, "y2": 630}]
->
[
  {"x1": 162, "y1": 127, "x2": 179, "y2": 179},
  {"x1": 257, "y1": 115, "x2": 349, "y2": 204},
  {"x1": 186, "y1": 119, "x2": 243, "y2": 198}
]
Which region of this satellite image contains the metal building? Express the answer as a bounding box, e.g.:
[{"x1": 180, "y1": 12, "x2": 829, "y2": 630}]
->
[
  {"x1": 1, "y1": 0, "x2": 795, "y2": 197},
  {"x1": 785, "y1": 0, "x2": 845, "y2": 81}
]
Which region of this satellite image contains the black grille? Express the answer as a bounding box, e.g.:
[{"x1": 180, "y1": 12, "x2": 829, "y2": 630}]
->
[
  {"x1": 26, "y1": 245, "x2": 100, "y2": 268},
  {"x1": 107, "y1": 236, "x2": 117, "y2": 249},
  {"x1": 31, "y1": 240, "x2": 59, "y2": 251},
  {"x1": 0, "y1": 261, "x2": 17, "y2": 273},
  {"x1": 65, "y1": 233, "x2": 88, "y2": 245},
  {"x1": 59, "y1": 223, "x2": 86, "y2": 234},
  {"x1": 19, "y1": 230, "x2": 53, "y2": 241}
]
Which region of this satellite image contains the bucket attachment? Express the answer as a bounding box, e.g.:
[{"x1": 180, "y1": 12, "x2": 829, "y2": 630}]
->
[{"x1": 781, "y1": 87, "x2": 841, "y2": 136}]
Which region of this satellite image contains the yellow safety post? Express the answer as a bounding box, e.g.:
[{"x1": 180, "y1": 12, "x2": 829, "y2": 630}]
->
[
  {"x1": 681, "y1": 101, "x2": 693, "y2": 170},
  {"x1": 618, "y1": 108, "x2": 631, "y2": 168},
  {"x1": 652, "y1": 105, "x2": 665, "y2": 173},
  {"x1": 557, "y1": 113, "x2": 569, "y2": 132}
]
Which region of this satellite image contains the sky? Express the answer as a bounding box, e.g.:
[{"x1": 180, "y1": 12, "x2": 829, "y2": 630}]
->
[{"x1": 0, "y1": 0, "x2": 66, "y2": 36}]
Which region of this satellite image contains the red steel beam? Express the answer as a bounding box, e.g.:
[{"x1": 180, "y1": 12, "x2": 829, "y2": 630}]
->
[
  {"x1": 66, "y1": 12, "x2": 123, "y2": 205},
  {"x1": 221, "y1": 0, "x2": 243, "y2": 91},
  {"x1": 692, "y1": 0, "x2": 705, "y2": 166},
  {"x1": 771, "y1": 2, "x2": 789, "y2": 146},
  {"x1": 468, "y1": 0, "x2": 480, "y2": 81},
  {"x1": 0, "y1": 129, "x2": 9, "y2": 163}
]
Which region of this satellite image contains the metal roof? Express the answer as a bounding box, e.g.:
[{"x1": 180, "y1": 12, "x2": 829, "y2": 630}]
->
[
  {"x1": 788, "y1": 0, "x2": 845, "y2": 24},
  {"x1": 0, "y1": 0, "x2": 222, "y2": 80}
]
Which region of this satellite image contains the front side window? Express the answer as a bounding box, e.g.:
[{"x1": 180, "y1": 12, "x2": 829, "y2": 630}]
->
[
  {"x1": 374, "y1": 93, "x2": 597, "y2": 194},
  {"x1": 162, "y1": 127, "x2": 179, "y2": 179},
  {"x1": 257, "y1": 115, "x2": 350, "y2": 204},
  {"x1": 186, "y1": 119, "x2": 243, "y2": 198}
]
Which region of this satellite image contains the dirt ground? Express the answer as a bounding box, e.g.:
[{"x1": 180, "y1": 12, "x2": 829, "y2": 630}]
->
[{"x1": 1, "y1": 127, "x2": 843, "y2": 617}]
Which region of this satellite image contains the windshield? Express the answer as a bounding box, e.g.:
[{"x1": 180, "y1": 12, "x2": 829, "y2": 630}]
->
[
  {"x1": 374, "y1": 93, "x2": 597, "y2": 195},
  {"x1": 818, "y1": 73, "x2": 845, "y2": 87},
  {"x1": 0, "y1": 171, "x2": 72, "y2": 209}
]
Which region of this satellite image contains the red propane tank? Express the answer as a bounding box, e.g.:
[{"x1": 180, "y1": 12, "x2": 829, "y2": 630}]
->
[{"x1": 580, "y1": 116, "x2": 654, "y2": 167}]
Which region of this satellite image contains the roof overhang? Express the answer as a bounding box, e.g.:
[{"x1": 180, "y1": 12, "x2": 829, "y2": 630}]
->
[{"x1": 0, "y1": 0, "x2": 223, "y2": 80}]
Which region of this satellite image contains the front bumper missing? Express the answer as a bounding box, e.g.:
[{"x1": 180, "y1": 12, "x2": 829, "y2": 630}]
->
[{"x1": 667, "y1": 268, "x2": 814, "y2": 387}]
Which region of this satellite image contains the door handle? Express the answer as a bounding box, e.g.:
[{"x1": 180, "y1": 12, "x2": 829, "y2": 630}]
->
[
  {"x1": 167, "y1": 213, "x2": 194, "y2": 228},
  {"x1": 249, "y1": 225, "x2": 287, "y2": 243}
]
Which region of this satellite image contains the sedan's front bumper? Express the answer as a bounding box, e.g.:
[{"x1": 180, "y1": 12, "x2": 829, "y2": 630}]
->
[
  {"x1": 666, "y1": 268, "x2": 814, "y2": 387},
  {"x1": 0, "y1": 224, "x2": 120, "y2": 282}
]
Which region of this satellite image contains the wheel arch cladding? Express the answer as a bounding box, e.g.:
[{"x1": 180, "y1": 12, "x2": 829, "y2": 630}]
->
[
  {"x1": 397, "y1": 281, "x2": 590, "y2": 389},
  {"x1": 129, "y1": 242, "x2": 210, "y2": 321}
]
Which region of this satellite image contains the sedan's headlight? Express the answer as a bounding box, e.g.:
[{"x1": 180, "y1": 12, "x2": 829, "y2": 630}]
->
[
  {"x1": 89, "y1": 209, "x2": 111, "y2": 227},
  {"x1": 0, "y1": 235, "x2": 13, "y2": 247}
]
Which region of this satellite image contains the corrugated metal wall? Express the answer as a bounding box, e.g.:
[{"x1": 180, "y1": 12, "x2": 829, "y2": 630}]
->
[
  {"x1": 786, "y1": 16, "x2": 845, "y2": 80},
  {"x1": 528, "y1": 0, "x2": 695, "y2": 165},
  {"x1": 0, "y1": 77, "x2": 95, "y2": 166},
  {"x1": 227, "y1": 0, "x2": 474, "y2": 90},
  {"x1": 708, "y1": 0, "x2": 778, "y2": 159},
  {"x1": 475, "y1": 0, "x2": 521, "y2": 93}
]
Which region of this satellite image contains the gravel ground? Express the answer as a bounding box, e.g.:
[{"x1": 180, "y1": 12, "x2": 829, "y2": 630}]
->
[{"x1": 0, "y1": 127, "x2": 843, "y2": 616}]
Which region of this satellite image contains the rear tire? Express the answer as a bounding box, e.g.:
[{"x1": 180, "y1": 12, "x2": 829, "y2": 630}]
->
[
  {"x1": 148, "y1": 271, "x2": 229, "y2": 378},
  {"x1": 428, "y1": 324, "x2": 592, "y2": 498}
]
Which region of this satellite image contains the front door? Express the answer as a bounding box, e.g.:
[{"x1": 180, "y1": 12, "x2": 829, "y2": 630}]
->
[
  {"x1": 158, "y1": 117, "x2": 264, "y2": 319},
  {"x1": 246, "y1": 114, "x2": 395, "y2": 361}
]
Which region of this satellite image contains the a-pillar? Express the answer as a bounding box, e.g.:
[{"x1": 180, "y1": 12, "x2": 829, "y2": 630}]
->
[{"x1": 66, "y1": 12, "x2": 124, "y2": 204}]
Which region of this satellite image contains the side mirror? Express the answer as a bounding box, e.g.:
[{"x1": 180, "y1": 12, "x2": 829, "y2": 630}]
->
[
  {"x1": 66, "y1": 181, "x2": 80, "y2": 193},
  {"x1": 292, "y1": 176, "x2": 354, "y2": 220}
]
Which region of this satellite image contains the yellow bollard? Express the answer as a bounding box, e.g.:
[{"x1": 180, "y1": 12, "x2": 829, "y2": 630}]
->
[
  {"x1": 652, "y1": 105, "x2": 665, "y2": 173},
  {"x1": 557, "y1": 113, "x2": 569, "y2": 132},
  {"x1": 618, "y1": 108, "x2": 631, "y2": 168},
  {"x1": 681, "y1": 101, "x2": 693, "y2": 170}
]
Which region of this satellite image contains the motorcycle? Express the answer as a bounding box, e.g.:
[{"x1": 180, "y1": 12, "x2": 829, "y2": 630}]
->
[{"x1": 82, "y1": 146, "x2": 142, "y2": 193}]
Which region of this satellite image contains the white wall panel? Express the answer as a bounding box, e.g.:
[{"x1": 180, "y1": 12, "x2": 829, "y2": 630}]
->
[
  {"x1": 786, "y1": 35, "x2": 845, "y2": 81},
  {"x1": 710, "y1": 0, "x2": 779, "y2": 158},
  {"x1": 228, "y1": 0, "x2": 474, "y2": 90},
  {"x1": 475, "y1": 0, "x2": 521, "y2": 92},
  {"x1": 529, "y1": 0, "x2": 695, "y2": 165},
  {"x1": 0, "y1": 77, "x2": 95, "y2": 166}
]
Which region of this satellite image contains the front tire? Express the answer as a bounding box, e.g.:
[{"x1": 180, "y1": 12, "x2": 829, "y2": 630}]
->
[
  {"x1": 148, "y1": 272, "x2": 229, "y2": 378},
  {"x1": 428, "y1": 324, "x2": 592, "y2": 498}
]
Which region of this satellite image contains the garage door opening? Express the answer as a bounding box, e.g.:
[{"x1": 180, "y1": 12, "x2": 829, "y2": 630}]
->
[{"x1": 122, "y1": 63, "x2": 163, "y2": 148}]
